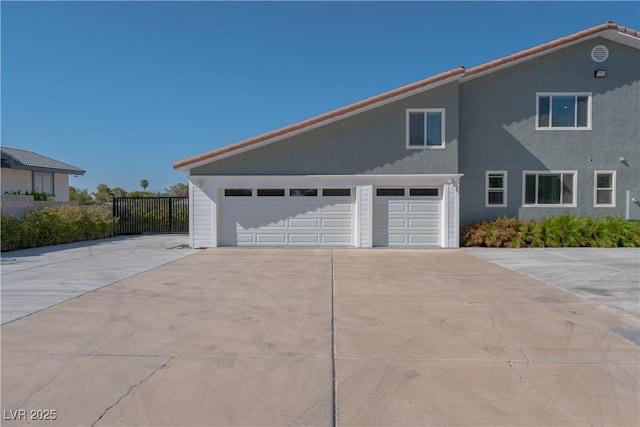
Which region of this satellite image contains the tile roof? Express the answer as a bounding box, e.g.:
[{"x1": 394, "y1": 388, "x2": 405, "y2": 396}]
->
[
  {"x1": 1, "y1": 147, "x2": 86, "y2": 175},
  {"x1": 464, "y1": 21, "x2": 639, "y2": 77},
  {"x1": 174, "y1": 21, "x2": 639, "y2": 171}
]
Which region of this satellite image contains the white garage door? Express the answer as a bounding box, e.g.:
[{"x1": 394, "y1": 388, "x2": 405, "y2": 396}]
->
[
  {"x1": 373, "y1": 188, "x2": 441, "y2": 247},
  {"x1": 220, "y1": 188, "x2": 355, "y2": 246}
]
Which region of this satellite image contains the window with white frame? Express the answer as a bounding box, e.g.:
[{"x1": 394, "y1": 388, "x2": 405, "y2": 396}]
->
[
  {"x1": 523, "y1": 171, "x2": 576, "y2": 206},
  {"x1": 33, "y1": 172, "x2": 53, "y2": 195},
  {"x1": 594, "y1": 171, "x2": 616, "y2": 207},
  {"x1": 486, "y1": 171, "x2": 507, "y2": 207},
  {"x1": 406, "y1": 109, "x2": 445, "y2": 148},
  {"x1": 536, "y1": 93, "x2": 591, "y2": 129}
]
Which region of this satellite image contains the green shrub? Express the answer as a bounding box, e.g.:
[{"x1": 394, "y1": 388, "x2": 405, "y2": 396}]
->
[
  {"x1": 3, "y1": 190, "x2": 51, "y2": 201},
  {"x1": 461, "y1": 215, "x2": 640, "y2": 248},
  {"x1": 1, "y1": 205, "x2": 118, "y2": 252}
]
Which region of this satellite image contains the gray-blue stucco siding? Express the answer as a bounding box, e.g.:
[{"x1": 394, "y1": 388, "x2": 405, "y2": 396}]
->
[
  {"x1": 458, "y1": 37, "x2": 640, "y2": 225},
  {"x1": 191, "y1": 81, "x2": 460, "y2": 176}
]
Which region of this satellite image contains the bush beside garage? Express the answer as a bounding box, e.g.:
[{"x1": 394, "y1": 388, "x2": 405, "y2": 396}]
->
[{"x1": 460, "y1": 215, "x2": 640, "y2": 248}]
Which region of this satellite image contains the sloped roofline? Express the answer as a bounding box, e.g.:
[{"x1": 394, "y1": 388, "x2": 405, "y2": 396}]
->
[
  {"x1": 174, "y1": 21, "x2": 639, "y2": 171},
  {"x1": 1, "y1": 147, "x2": 86, "y2": 175},
  {"x1": 462, "y1": 21, "x2": 639, "y2": 80},
  {"x1": 174, "y1": 67, "x2": 466, "y2": 170}
]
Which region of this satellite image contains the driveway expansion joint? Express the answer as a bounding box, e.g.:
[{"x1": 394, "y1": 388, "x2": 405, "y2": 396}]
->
[{"x1": 330, "y1": 248, "x2": 338, "y2": 427}]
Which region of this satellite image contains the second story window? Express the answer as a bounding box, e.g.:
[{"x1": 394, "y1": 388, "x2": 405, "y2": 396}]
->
[
  {"x1": 536, "y1": 93, "x2": 591, "y2": 130},
  {"x1": 406, "y1": 109, "x2": 445, "y2": 149}
]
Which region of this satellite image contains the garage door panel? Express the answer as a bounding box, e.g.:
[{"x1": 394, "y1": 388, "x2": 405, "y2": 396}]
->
[
  {"x1": 388, "y1": 218, "x2": 406, "y2": 228},
  {"x1": 388, "y1": 203, "x2": 407, "y2": 213},
  {"x1": 388, "y1": 234, "x2": 407, "y2": 244},
  {"x1": 321, "y1": 218, "x2": 352, "y2": 228},
  {"x1": 291, "y1": 207, "x2": 321, "y2": 214},
  {"x1": 409, "y1": 235, "x2": 439, "y2": 244},
  {"x1": 321, "y1": 204, "x2": 352, "y2": 214},
  {"x1": 322, "y1": 234, "x2": 352, "y2": 244},
  {"x1": 256, "y1": 234, "x2": 286, "y2": 243},
  {"x1": 236, "y1": 234, "x2": 255, "y2": 244},
  {"x1": 289, "y1": 234, "x2": 320, "y2": 244},
  {"x1": 409, "y1": 202, "x2": 439, "y2": 213},
  {"x1": 408, "y1": 218, "x2": 439, "y2": 228},
  {"x1": 259, "y1": 220, "x2": 286, "y2": 228},
  {"x1": 373, "y1": 192, "x2": 441, "y2": 247},
  {"x1": 221, "y1": 192, "x2": 354, "y2": 246},
  {"x1": 289, "y1": 218, "x2": 320, "y2": 228}
]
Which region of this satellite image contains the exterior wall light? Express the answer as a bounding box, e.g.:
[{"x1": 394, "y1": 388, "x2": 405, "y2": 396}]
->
[{"x1": 594, "y1": 70, "x2": 607, "y2": 78}]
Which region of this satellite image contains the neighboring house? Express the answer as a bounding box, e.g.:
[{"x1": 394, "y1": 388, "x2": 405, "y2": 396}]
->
[
  {"x1": 174, "y1": 21, "x2": 640, "y2": 249},
  {"x1": 1, "y1": 147, "x2": 86, "y2": 202}
]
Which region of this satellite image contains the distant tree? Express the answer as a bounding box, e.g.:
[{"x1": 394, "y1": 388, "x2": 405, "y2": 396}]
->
[
  {"x1": 140, "y1": 179, "x2": 149, "y2": 192},
  {"x1": 126, "y1": 190, "x2": 160, "y2": 198},
  {"x1": 112, "y1": 187, "x2": 128, "y2": 198},
  {"x1": 165, "y1": 183, "x2": 189, "y2": 197},
  {"x1": 92, "y1": 184, "x2": 114, "y2": 204},
  {"x1": 69, "y1": 186, "x2": 94, "y2": 205}
]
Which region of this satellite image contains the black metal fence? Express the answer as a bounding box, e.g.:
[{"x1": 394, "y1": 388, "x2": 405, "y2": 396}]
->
[{"x1": 112, "y1": 197, "x2": 189, "y2": 235}]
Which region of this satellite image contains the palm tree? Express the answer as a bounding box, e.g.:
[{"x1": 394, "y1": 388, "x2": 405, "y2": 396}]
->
[{"x1": 140, "y1": 179, "x2": 149, "y2": 192}]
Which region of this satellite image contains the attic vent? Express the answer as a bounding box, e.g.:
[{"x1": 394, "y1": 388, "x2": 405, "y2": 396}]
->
[{"x1": 591, "y1": 45, "x2": 609, "y2": 63}]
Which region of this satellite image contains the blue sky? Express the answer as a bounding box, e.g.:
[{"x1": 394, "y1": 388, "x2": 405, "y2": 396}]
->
[{"x1": 2, "y1": 1, "x2": 639, "y2": 193}]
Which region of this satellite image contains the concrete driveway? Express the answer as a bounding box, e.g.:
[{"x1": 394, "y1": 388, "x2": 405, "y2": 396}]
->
[
  {"x1": 1, "y1": 235, "x2": 199, "y2": 324},
  {"x1": 466, "y1": 247, "x2": 640, "y2": 319},
  {"x1": 2, "y1": 248, "x2": 639, "y2": 426}
]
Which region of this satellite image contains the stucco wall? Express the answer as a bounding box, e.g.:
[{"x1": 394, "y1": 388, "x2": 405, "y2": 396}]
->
[
  {"x1": 458, "y1": 37, "x2": 640, "y2": 225},
  {"x1": 54, "y1": 174, "x2": 70, "y2": 201},
  {"x1": 1, "y1": 169, "x2": 32, "y2": 194},
  {"x1": 1, "y1": 169, "x2": 72, "y2": 201},
  {"x1": 192, "y1": 81, "x2": 459, "y2": 176}
]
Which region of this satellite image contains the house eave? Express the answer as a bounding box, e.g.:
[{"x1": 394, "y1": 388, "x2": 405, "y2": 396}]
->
[
  {"x1": 187, "y1": 173, "x2": 464, "y2": 187},
  {"x1": 1, "y1": 163, "x2": 86, "y2": 175}
]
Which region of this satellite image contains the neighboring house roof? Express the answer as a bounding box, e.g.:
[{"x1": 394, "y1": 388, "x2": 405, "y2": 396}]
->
[
  {"x1": 1, "y1": 147, "x2": 86, "y2": 175},
  {"x1": 174, "y1": 21, "x2": 640, "y2": 171}
]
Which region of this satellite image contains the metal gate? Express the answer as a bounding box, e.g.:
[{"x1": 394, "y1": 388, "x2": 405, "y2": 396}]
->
[{"x1": 112, "y1": 197, "x2": 189, "y2": 235}]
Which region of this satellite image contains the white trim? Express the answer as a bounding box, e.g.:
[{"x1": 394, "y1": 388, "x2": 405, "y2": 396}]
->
[
  {"x1": 405, "y1": 108, "x2": 446, "y2": 149},
  {"x1": 535, "y1": 92, "x2": 592, "y2": 130},
  {"x1": 485, "y1": 170, "x2": 507, "y2": 207},
  {"x1": 192, "y1": 174, "x2": 463, "y2": 188},
  {"x1": 188, "y1": 181, "x2": 195, "y2": 248},
  {"x1": 355, "y1": 185, "x2": 374, "y2": 248},
  {"x1": 450, "y1": 180, "x2": 460, "y2": 248},
  {"x1": 522, "y1": 170, "x2": 578, "y2": 208},
  {"x1": 176, "y1": 76, "x2": 460, "y2": 171},
  {"x1": 601, "y1": 30, "x2": 640, "y2": 48},
  {"x1": 593, "y1": 170, "x2": 616, "y2": 207},
  {"x1": 442, "y1": 184, "x2": 449, "y2": 248}
]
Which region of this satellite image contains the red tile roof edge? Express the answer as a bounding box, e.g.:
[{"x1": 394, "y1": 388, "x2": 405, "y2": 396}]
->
[
  {"x1": 174, "y1": 21, "x2": 638, "y2": 170},
  {"x1": 464, "y1": 21, "x2": 638, "y2": 77}
]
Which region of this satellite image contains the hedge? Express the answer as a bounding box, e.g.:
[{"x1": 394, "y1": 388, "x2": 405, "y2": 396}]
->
[
  {"x1": 461, "y1": 215, "x2": 640, "y2": 248},
  {"x1": 1, "y1": 205, "x2": 118, "y2": 252}
]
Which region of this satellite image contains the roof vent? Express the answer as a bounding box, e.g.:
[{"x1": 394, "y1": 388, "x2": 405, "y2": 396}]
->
[{"x1": 591, "y1": 45, "x2": 609, "y2": 63}]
